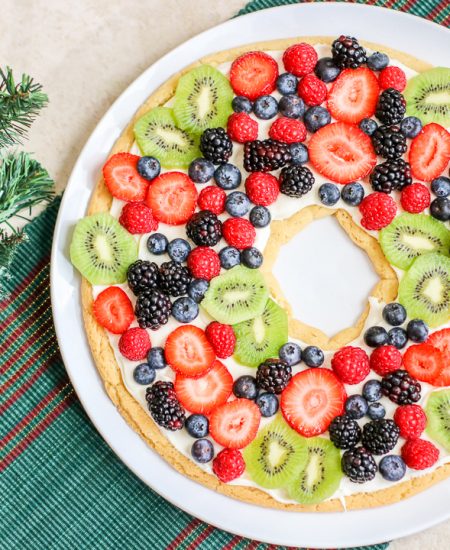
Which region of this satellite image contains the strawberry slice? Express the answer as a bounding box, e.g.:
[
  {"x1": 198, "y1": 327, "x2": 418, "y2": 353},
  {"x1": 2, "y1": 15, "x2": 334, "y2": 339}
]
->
[
  {"x1": 209, "y1": 399, "x2": 261, "y2": 449},
  {"x1": 409, "y1": 123, "x2": 450, "y2": 182},
  {"x1": 308, "y1": 122, "x2": 377, "y2": 184},
  {"x1": 230, "y1": 51, "x2": 278, "y2": 101},
  {"x1": 174, "y1": 360, "x2": 233, "y2": 414},
  {"x1": 146, "y1": 172, "x2": 198, "y2": 225},
  {"x1": 165, "y1": 325, "x2": 215, "y2": 377},
  {"x1": 403, "y1": 343, "x2": 444, "y2": 383},
  {"x1": 93, "y1": 286, "x2": 134, "y2": 334},
  {"x1": 281, "y1": 369, "x2": 346, "y2": 437},
  {"x1": 103, "y1": 153, "x2": 149, "y2": 202},
  {"x1": 327, "y1": 68, "x2": 380, "y2": 124},
  {"x1": 427, "y1": 329, "x2": 450, "y2": 386}
]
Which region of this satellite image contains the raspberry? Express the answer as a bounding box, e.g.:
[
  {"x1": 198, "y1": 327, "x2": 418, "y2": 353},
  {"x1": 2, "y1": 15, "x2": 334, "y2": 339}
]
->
[
  {"x1": 370, "y1": 345, "x2": 403, "y2": 376},
  {"x1": 269, "y1": 117, "x2": 306, "y2": 143},
  {"x1": 401, "y1": 438, "x2": 439, "y2": 470},
  {"x1": 118, "y1": 327, "x2": 151, "y2": 361},
  {"x1": 212, "y1": 448, "x2": 245, "y2": 482},
  {"x1": 359, "y1": 192, "x2": 397, "y2": 231},
  {"x1": 205, "y1": 322, "x2": 236, "y2": 359},
  {"x1": 282, "y1": 43, "x2": 318, "y2": 77},
  {"x1": 331, "y1": 346, "x2": 370, "y2": 384},
  {"x1": 187, "y1": 247, "x2": 221, "y2": 281},
  {"x1": 245, "y1": 172, "x2": 279, "y2": 206},
  {"x1": 400, "y1": 183, "x2": 430, "y2": 213},
  {"x1": 394, "y1": 404, "x2": 427, "y2": 439},
  {"x1": 298, "y1": 74, "x2": 327, "y2": 106},
  {"x1": 197, "y1": 186, "x2": 226, "y2": 215},
  {"x1": 222, "y1": 218, "x2": 256, "y2": 249},
  {"x1": 119, "y1": 202, "x2": 158, "y2": 234},
  {"x1": 379, "y1": 66, "x2": 407, "y2": 92},
  {"x1": 227, "y1": 112, "x2": 258, "y2": 143}
]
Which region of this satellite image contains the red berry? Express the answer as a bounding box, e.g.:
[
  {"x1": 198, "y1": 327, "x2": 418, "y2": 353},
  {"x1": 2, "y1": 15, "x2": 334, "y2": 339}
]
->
[
  {"x1": 394, "y1": 405, "x2": 427, "y2": 439},
  {"x1": 119, "y1": 202, "x2": 158, "y2": 234},
  {"x1": 187, "y1": 247, "x2": 221, "y2": 281},
  {"x1": 359, "y1": 192, "x2": 397, "y2": 231},
  {"x1": 331, "y1": 346, "x2": 370, "y2": 384},
  {"x1": 401, "y1": 438, "x2": 439, "y2": 470},
  {"x1": 269, "y1": 117, "x2": 306, "y2": 143},
  {"x1": 227, "y1": 112, "x2": 258, "y2": 143},
  {"x1": 103, "y1": 152, "x2": 149, "y2": 202},
  {"x1": 370, "y1": 345, "x2": 403, "y2": 376},
  {"x1": 400, "y1": 183, "x2": 431, "y2": 213},
  {"x1": 245, "y1": 172, "x2": 279, "y2": 206},
  {"x1": 282, "y1": 43, "x2": 318, "y2": 77},
  {"x1": 403, "y1": 343, "x2": 444, "y2": 383},
  {"x1": 298, "y1": 74, "x2": 327, "y2": 106},
  {"x1": 409, "y1": 123, "x2": 450, "y2": 182},
  {"x1": 146, "y1": 172, "x2": 198, "y2": 225},
  {"x1": 427, "y1": 329, "x2": 450, "y2": 386},
  {"x1": 205, "y1": 322, "x2": 236, "y2": 359},
  {"x1": 165, "y1": 325, "x2": 216, "y2": 377},
  {"x1": 379, "y1": 66, "x2": 407, "y2": 92},
  {"x1": 93, "y1": 286, "x2": 134, "y2": 334},
  {"x1": 118, "y1": 327, "x2": 151, "y2": 361},
  {"x1": 197, "y1": 186, "x2": 226, "y2": 215},
  {"x1": 230, "y1": 51, "x2": 278, "y2": 101},
  {"x1": 222, "y1": 218, "x2": 256, "y2": 249},
  {"x1": 212, "y1": 448, "x2": 245, "y2": 483},
  {"x1": 209, "y1": 399, "x2": 261, "y2": 449}
]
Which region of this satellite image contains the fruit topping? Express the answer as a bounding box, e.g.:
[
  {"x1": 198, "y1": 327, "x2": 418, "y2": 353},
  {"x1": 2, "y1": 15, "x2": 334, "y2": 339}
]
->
[
  {"x1": 200, "y1": 127, "x2": 233, "y2": 164},
  {"x1": 146, "y1": 381, "x2": 185, "y2": 431},
  {"x1": 209, "y1": 398, "x2": 261, "y2": 449},
  {"x1": 103, "y1": 152, "x2": 150, "y2": 202},
  {"x1": 404, "y1": 67, "x2": 450, "y2": 127},
  {"x1": 359, "y1": 192, "x2": 397, "y2": 231},
  {"x1": 329, "y1": 414, "x2": 361, "y2": 450},
  {"x1": 362, "y1": 419, "x2": 400, "y2": 455},
  {"x1": 381, "y1": 369, "x2": 421, "y2": 405},
  {"x1": 212, "y1": 448, "x2": 245, "y2": 482},
  {"x1": 165, "y1": 325, "x2": 215, "y2": 377},
  {"x1": 394, "y1": 404, "x2": 427, "y2": 439},
  {"x1": 186, "y1": 210, "x2": 222, "y2": 247},
  {"x1": 222, "y1": 217, "x2": 256, "y2": 249},
  {"x1": 370, "y1": 158, "x2": 412, "y2": 193},
  {"x1": 279, "y1": 165, "x2": 315, "y2": 198},
  {"x1": 409, "y1": 123, "x2": 450, "y2": 182},
  {"x1": 146, "y1": 172, "x2": 198, "y2": 225},
  {"x1": 135, "y1": 288, "x2": 172, "y2": 330},
  {"x1": 227, "y1": 112, "x2": 258, "y2": 143},
  {"x1": 331, "y1": 36, "x2": 367, "y2": 69},
  {"x1": 243, "y1": 139, "x2": 292, "y2": 172},
  {"x1": 425, "y1": 388, "x2": 450, "y2": 451},
  {"x1": 230, "y1": 51, "x2": 278, "y2": 100},
  {"x1": 283, "y1": 43, "x2": 318, "y2": 76},
  {"x1": 401, "y1": 438, "x2": 439, "y2": 470},
  {"x1": 245, "y1": 172, "x2": 279, "y2": 206},
  {"x1": 403, "y1": 343, "x2": 444, "y2": 383},
  {"x1": 375, "y1": 88, "x2": 406, "y2": 125},
  {"x1": 341, "y1": 446, "x2": 377, "y2": 483},
  {"x1": 205, "y1": 321, "x2": 236, "y2": 359},
  {"x1": 400, "y1": 183, "x2": 431, "y2": 214},
  {"x1": 370, "y1": 345, "x2": 403, "y2": 376},
  {"x1": 93, "y1": 286, "x2": 134, "y2": 334},
  {"x1": 187, "y1": 247, "x2": 221, "y2": 281},
  {"x1": 379, "y1": 66, "x2": 407, "y2": 92},
  {"x1": 118, "y1": 327, "x2": 151, "y2": 361},
  {"x1": 331, "y1": 346, "x2": 370, "y2": 384},
  {"x1": 298, "y1": 74, "x2": 327, "y2": 106}
]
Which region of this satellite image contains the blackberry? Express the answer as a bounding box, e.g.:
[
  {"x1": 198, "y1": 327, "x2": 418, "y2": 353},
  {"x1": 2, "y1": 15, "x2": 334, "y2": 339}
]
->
[
  {"x1": 370, "y1": 158, "x2": 412, "y2": 193},
  {"x1": 135, "y1": 288, "x2": 172, "y2": 330},
  {"x1": 331, "y1": 35, "x2": 367, "y2": 69},
  {"x1": 376, "y1": 88, "x2": 406, "y2": 125},
  {"x1": 146, "y1": 381, "x2": 185, "y2": 431},
  {"x1": 159, "y1": 261, "x2": 192, "y2": 297},
  {"x1": 279, "y1": 165, "x2": 315, "y2": 198},
  {"x1": 341, "y1": 446, "x2": 377, "y2": 483},
  {"x1": 381, "y1": 369, "x2": 421, "y2": 405},
  {"x1": 127, "y1": 260, "x2": 159, "y2": 295},
  {"x1": 329, "y1": 414, "x2": 362, "y2": 450},
  {"x1": 200, "y1": 128, "x2": 232, "y2": 164},
  {"x1": 362, "y1": 419, "x2": 400, "y2": 455},
  {"x1": 256, "y1": 358, "x2": 292, "y2": 395},
  {"x1": 243, "y1": 139, "x2": 291, "y2": 173},
  {"x1": 186, "y1": 210, "x2": 222, "y2": 247},
  {"x1": 371, "y1": 126, "x2": 407, "y2": 160}
]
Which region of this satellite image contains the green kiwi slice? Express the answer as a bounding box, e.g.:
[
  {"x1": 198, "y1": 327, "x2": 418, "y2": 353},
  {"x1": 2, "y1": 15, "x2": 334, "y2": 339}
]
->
[
  {"x1": 288, "y1": 437, "x2": 342, "y2": 505},
  {"x1": 233, "y1": 299, "x2": 288, "y2": 368},
  {"x1": 404, "y1": 67, "x2": 450, "y2": 126},
  {"x1": 173, "y1": 65, "x2": 233, "y2": 135},
  {"x1": 201, "y1": 266, "x2": 268, "y2": 324},
  {"x1": 243, "y1": 417, "x2": 306, "y2": 489},
  {"x1": 425, "y1": 389, "x2": 450, "y2": 452},
  {"x1": 380, "y1": 213, "x2": 450, "y2": 270},
  {"x1": 70, "y1": 213, "x2": 138, "y2": 285},
  {"x1": 398, "y1": 253, "x2": 450, "y2": 328},
  {"x1": 134, "y1": 107, "x2": 200, "y2": 168}
]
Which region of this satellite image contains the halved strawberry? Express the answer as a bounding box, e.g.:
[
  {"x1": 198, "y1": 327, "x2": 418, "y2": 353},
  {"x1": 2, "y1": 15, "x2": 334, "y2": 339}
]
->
[
  {"x1": 308, "y1": 122, "x2": 377, "y2": 184},
  {"x1": 427, "y1": 329, "x2": 450, "y2": 386},
  {"x1": 146, "y1": 172, "x2": 198, "y2": 225},
  {"x1": 103, "y1": 153, "x2": 149, "y2": 202},
  {"x1": 403, "y1": 343, "x2": 444, "y2": 383},
  {"x1": 165, "y1": 325, "x2": 215, "y2": 377},
  {"x1": 209, "y1": 399, "x2": 261, "y2": 449},
  {"x1": 230, "y1": 51, "x2": 278, "y2": 101},
  {"x1": 174, "y1": 360, "x2": 233, "y2": 414},
  {"x1": 409, "y1": 123, "x2": 450, "y2": 182},
  {"x1": 93, "y1": 286, "x2": 134, "y2": 334},
  {"x1": 327, "y1": 68, "x2": 380, "y2": 124},
  {"x1": 280, "y1": 369, "x2": 346, "y2": 437}
]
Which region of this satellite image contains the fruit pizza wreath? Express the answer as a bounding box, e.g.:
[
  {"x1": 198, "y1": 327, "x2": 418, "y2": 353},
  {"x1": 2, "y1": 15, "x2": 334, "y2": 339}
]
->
[{"x1": 69, "y1": 35, "x2": 450, "y2": 511}]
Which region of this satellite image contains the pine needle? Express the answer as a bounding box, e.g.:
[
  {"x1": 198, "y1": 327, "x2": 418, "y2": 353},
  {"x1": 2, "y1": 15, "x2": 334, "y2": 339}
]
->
[{"x1": 0, "y1": 228, "x2": 28, "y2": 298}]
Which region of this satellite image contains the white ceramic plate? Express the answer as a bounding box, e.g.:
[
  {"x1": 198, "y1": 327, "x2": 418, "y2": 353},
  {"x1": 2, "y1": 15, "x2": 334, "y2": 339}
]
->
[{"x1": 51, "y1": 3, "x2": 450, "y2": 547}]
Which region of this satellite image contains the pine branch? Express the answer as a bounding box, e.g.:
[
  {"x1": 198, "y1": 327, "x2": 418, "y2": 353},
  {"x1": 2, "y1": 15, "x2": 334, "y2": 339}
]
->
[
  {"x1": 0, "y1": 228, "x2": 28, "y2": 298},
  {"x1": 0, "y1": 67, "x2": 48, "y2": 148}
]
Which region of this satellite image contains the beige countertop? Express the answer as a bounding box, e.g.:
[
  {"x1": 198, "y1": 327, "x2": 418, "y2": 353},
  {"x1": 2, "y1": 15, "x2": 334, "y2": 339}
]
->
[{"x1": 2, "y1": 1, "x2": 448, "y2": 548}]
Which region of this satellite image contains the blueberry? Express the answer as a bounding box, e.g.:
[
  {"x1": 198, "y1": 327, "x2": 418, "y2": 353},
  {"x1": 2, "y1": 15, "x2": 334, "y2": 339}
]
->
[
  {"x1": 367, "y1": 52, "x2": 389, "y2": 71},
  {"x1": 241, "y1": 247, "x2": 263, "y2": 269},
  {"x1": 430, "y1": 197, "x2": 450, "y2": 221},
  {"x1": 345, "y1": 395, "x2": 368, "y2": 420},
  {"x1": 137, "y1": 156, "x2": 161, "y2": 181},
  {"x1": 185, "y1": 414, "x2": 209, "y2": 438},
  {"x1": 147, "y1": 347, "x2": 167, "y2": 370},
  {"x1": 191, "y1": 438, "x2": 214, "y2": 463},
  {"x1": 225, "y1": 191, "x2": 251, "y2": 217},
  {"x1": 232, "y1": 96, "x2": 253, "y2": 114},
  {"x1": 302, "y1": 346, "x2": 324, "y2": 367},
  {"x1": 388, "y1": 327, "x2": 408, "y2": 350},
  {"x1": 431, "y1": 176, "x2": 450, "y2": 198},
  {"x1": 256, "y1": 393, "x2": 279, "y2": 417},
  {"x1": 304, "y1": 106, "x2": 331, "y2": 133},
  {"x1": 400, "y1": 116, "x2": 422, "y2": 138},
  {"x1": 382, "y1": 302, "x2": 407, "y2": 326},
  {"x1": 406, "y1": 319, "x2": 429, "y2": 343},
  {"x1": 233, "y1": 375, "x2": 258, "y2": 400},
  {"x1": 249, "y1": 205, "x2": 271, "y2": 228},
  {"x1": 319, "y1": 183, "x2": 340, "y2": 206},
  {"x1": 341, "y1": 182, "x2": 364, "y2": 206},
  {"x1": 167, "y1": 238, "x2": 191, "y2": 263},
  {"x1": 253, "y1": 95, "x2": 278, "y2": 120},
  {"x1": 279, "y1": 342, "x2": 302, "y2": 366},
  {"x1": 359, "y1": 118, "x2": 378, "y2": 136},
  {"x1": 362, "y1": 380, "x2": 382, "y2": 402},
  {"x1": 219, "y1": 246, "x2": 241, "y2": 269},
  {"x1": 188, "y1": 158, "x2": 215, "y2": 184},
  {"x1": 133, "y1": 363, "x2": 156, "y2": 385},
  {"x1": 367, "y1": 402, "x2": 386, "y2": 420},
  {"x1": 278, "y1": 94, "x2": 305, "y2": 119},
  {"x1": 171, "y1": 297, "x2": 199, "y2": 323},
  {"x1": 379, "y1": 455, "x2": 406, "y2": 482},
  {"x1": 364, "y1": 326, "x2": 389, "y2": 348},
  {"x1": 289, "y1": 142, "x2": 309, "y2": 165},
  {"x1": 314, "y1": 57, "x2": 341, "y2": 83},
  {"x1": 214, "y1": 163, "x2": 242, "y2": 190},
  {"x1": 187, "y1": 278, "x2": 209, "y2": 303},
  {"x1": 276, "y1": 72, "x2": 299, "y2": 95},
  {"x1": 147, "y1": 233, "x2": 168, "y2": 255}
]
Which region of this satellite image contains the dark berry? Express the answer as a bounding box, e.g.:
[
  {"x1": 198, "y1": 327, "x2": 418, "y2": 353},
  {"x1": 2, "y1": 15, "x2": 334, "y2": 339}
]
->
[
  {"x1": 370, "y1": 158, "x2": 412, "y2": 193},
  {"x1": 364, "y1": 326, "x2": 389, "y2": 347},
  {"x1": 341, "y1": 182, "x2": 364, "y2": 206},
  {"x1": 367, "y1": 402, "x2": 386, "y2": 420},
  {"x1": 314, "y1": 57, "x2": 341, "y2": 82},
  {"x1": 188, "y1": 158, "x2": 215, "y2": 183},
  {"x1": 400, "y1": 116, "x2": 422, "y2": 138},
  {"x1": 342, "y1": 446, "x2": 377, "y2": 483},
  {"x1": 430, "y1": 197, "x2": 450, "y2": 222},
  {"x1": 331, "y1": 35, "x2": 367, "y2": 69},
  {"x1": 253, "y1": 95, "x2": 278, "y2": 119},
  {"x1": 135, "y1": 288, "x2": 172, "y2": 330},
  {"x1": 319, "y1": 183, "x2": 340, "y2": 206},
  {"x1": 278, "y1": 342, "x2": 302, "y2": 366},
  {"x1": 304, "y1": 106, "x2": 331, "y2": 133},
  {"x1": 329, "y1": 414, "x2": 361, "y2": 449},
  {"x1": 256, "y1": 392, "x2": 279, "y2": 417},
  {"x1": 146, "y1": 381, "x2": 185, "y2": 431},
  {"x1": 362, "y1": 419, "x2": 400, "y2": 455},
  {"x1": 233, "y1": 375, "x2": 258, "y2": 400},
  {"x1": 241, "y1": 247, "x2": 263, "y2": 269},
  {"x1": 289, "y1": 142, "x2": 309, "y2": 165},
  {"x1": 187, "y1": 278, "x2": 209, "y2": 303},
  {"x1": 381, "y1": 369, "x2": 421, "y2": 405},
  {"x1": 276, "y1": 72, "x2": 299, "y2": 95},
  {"x1": 278, "y1": 94, "x2": 305, "y2": 119},
  {"x1": 232, "y1": 96, "x2": 252, "y2": 114},
  {"x1": 167, "y1": 238, "x2": 191, "y2": 263},
  {"x1": 214, "y1": 163, "x2": 242, "y2": 190},
  {"x1": 133, "y1": 363, "x2": 156, "y2": 385},
  {"x1": 147, "y1": 233, "x2": 168, "y2": 255},
  {"x1": 379, "y1": 455, "x2": 406, "y2": 482},
  {"x1": 244, "y1": 139, "x2": 292, "y2": 172},
  {"x1": 186, "y1": 210, "x2": 222, "y2": 247},
  {"x1": 200, "y1": 128, "x2": 233, "y2": 164},
  {"x1": 249, "y1": 205, "x2": 271, "y2": 228},
  {"x1": 362, "y1": 380, "x2": 382, "y2": 402},
  {"x1": 367, "y1": 52, "x2": 389, "y2": 71},
  {"x1": 256, "y1": 358, "x2": 292, "y2": 394},
  {"x1": 185, "y1": 414, "x2": 209, "y2": 438},
  {"x1": 388, "y1": 327, "x2": 408, "y2": 349},
  {"x1": 225, "y1": 191, "x2": 251, "y2": 217},
  {"x1": 127, "y1": 260, "x2": 159, "y2": 295},
  {"x1": 279, "y1": 165, "x2": 314, "y2": 198},
  {"x1": 371, "y1": 125, "x2": 407, "y2": 160},
  {"x1": 147, "y1": 347, "x2": 167, "y2": 370},
  {"x1": 345, "y1": 395, "x2": 368, "y2": 420},
  {"x1": 171, "y1": 296, "x2": 199, "y2": 323},
  {"x1": 406, "y1": 319, "x2": 429, "y2": 342},
  {"x1": 137, "y1": 156, "x2": 161, "y2": 180},
  {"x1": 159, "y1": 260, "x2": 191, "y2": 297},
  {"x1": 375, "y1": 88, "x2": 406, "y2": 125},
  {"x1": 383, "y1": 302, "x2": 407, "y2": 326},
  {"x1": 359, "y1": 118, "x2": 378, "y2": 136},
  {"x1": 302, "y1": 346, "x2": 324, "y2": 367},
  {"x1": 431, "y1": 176, "x2": 450, "y2": 198},
  {"x1": 191, "y1": 438, "x2": 214, "y2": 463},
  {"x1": 219, "y1": 246, "x2": 241, "y2": 269}
]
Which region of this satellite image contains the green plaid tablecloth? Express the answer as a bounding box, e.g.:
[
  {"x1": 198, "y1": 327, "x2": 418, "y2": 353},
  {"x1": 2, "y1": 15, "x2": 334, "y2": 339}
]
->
[{"x1": 1, "y1": 1, "x2": 448, "y2": 549}]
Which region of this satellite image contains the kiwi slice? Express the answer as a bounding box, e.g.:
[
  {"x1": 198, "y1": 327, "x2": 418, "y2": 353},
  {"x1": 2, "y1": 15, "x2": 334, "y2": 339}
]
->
[
  {"x1": 173, "y1": 65, "x2": 233, "y2": 135},
  {"x1": 201, "y1": 266, "x2": 268, "y2": 324},
  {"x1": 233, "y1": 299, "x2": 288, "y2": 368},
  {"x1": 70, "y1": 213, "x2": 138, "y2": 285},
  {"x1": 404, "y1": 67, "x2": 450, "y2": 126},
  {"x1": 398, "y1": 253, "x2": 450, "y2": 328},
  {"x1": 425, "y1": 389, "x2": 450, "y2": 452},
  {"x1": 134, "y1": 107, "x2": 200, "y2": 168},
  {"x1": 288, "y1": 437, "x2": 342, "y2": 505},
  {"x1": 380, "y1": 213, "x2": 450, "y2": 270}
]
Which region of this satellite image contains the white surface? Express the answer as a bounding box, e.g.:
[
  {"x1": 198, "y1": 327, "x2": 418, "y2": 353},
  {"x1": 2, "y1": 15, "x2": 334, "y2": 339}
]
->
[{"x1": 51, "y1": 3, "x2": 450, "y2": 548}]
